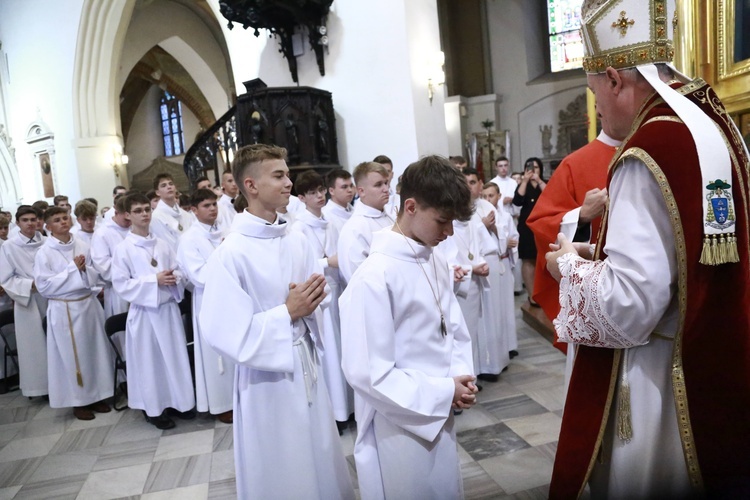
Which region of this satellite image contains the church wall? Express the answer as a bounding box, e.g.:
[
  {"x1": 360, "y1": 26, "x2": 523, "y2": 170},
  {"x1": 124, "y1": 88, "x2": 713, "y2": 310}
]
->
[
  {"x1": 0, "y1": 0, "x2": 85, "y2": 204},
  {"x1": 125, "y1": 84, "x2": 201, "y2": 184},
  {"x1": 118, "y1": 0, "x2": 233, "y2": 119},
  {"x1": 485, "y1": 0, "x2": 587, "y2": 173},
  {"x1": 207, "y1": 0, "x2": 446, "y2": 177}
]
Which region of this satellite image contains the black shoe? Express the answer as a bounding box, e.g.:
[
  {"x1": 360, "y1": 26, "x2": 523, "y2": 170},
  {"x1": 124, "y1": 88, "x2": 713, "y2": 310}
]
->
[
  {"x1": 509, "y1": 350, "x2": 519, "y2": 359},
  {"x1": 475, "y1": 383, "x2": 483, "y2": 392},
  {"x1": 336, "y1": 420, "x2": 348, "y2": 435},
  {"x1": 143, "y1": 411, "x2": 176, "y2": 430},
  {"x1": 477, "y1": 373, "x2": 500, "y2": 383},
  {"x1": 167, "y1": 408, "x2": 196, "y2": 420},
  {"x1": 453, "y1": 409, "x2": 463, "y2": 416}
]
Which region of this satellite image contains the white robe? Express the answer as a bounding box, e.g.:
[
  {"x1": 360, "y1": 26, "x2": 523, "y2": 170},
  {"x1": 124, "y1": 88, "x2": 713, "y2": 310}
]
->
[
  {"x1": 112, "y1": 232, "x2": 195, "y2": 417},
  {"x1": 337, "y1": 202, "x2": 393, "y2": 284},
  {"x1": 489, "y1": 175, "x2": 521, "y2": 217},
  {"x1": 217, "y1": 193, "x2": 236, "y2": 232},
  {"x1": 33, "y1": 235, "x2": 113, "y2": 408},
  {"x1": 473, "y1": 200, "x2": 511, "y2": 374},
  {"x1": 90, "y1": 218, "x2": 130, "y2": 318},
  {"x1": 0, "y1": 232, "x2": 49, "y2": 396},
  {"x1": 200, "y1": 211, "x2": 354, "y2": 500},
  {"x1": 176, "y1": 222, "x2": 234, "y2": 415},
  {"x1": 554, "y1": 159, "x2": 690, "y2": 498},
  {"x1": 291, "y1": 209, "x2": 354, "y2": 422},
  {"x1": 340, "y1": 228, "x2": 474, "y2": 500},
  {"x1": 383, "y1": 187, "x2": 400, "y2": 219},
  {"x1": 150, "y1": 199, "x2": 193, "y2": 253},
  {"x1": 440, "y1": 219, "x2": 491, "y2": 376},
  {"x1": 321, "y1": 199, "x2": 353, "y2": 235},
  {"x1": 495, "y1": 208, "x2": 519, "y2": 352}
]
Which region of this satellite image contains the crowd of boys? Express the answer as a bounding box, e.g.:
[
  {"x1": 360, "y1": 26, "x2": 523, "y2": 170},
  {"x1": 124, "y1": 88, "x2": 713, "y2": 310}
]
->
[{"x1": 0, "y1": 148, "x2": 522, "y2": 499}]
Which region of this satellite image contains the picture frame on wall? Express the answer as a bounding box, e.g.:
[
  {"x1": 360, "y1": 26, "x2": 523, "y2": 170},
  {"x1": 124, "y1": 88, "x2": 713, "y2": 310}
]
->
[{"x1": 39, "y1": 152, "x2": 55, "y2": 198}]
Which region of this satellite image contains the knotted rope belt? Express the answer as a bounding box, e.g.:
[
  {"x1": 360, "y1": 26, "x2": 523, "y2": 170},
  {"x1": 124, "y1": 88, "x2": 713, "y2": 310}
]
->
[{"x1": 50, "y1": 295, "x2": 90, "y2": 387}]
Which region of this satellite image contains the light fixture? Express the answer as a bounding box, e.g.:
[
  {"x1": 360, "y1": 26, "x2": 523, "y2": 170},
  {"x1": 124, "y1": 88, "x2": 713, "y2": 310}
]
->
[
  {"x1": 428, "y1": 51, "x2": 446, "y2": 105},
  {"x1": 111, "y1": 149, "x2": 129, "y2": 178}
]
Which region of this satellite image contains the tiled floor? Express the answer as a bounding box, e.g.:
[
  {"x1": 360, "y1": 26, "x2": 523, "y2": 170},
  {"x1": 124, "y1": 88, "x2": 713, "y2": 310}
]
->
[{"x1": 0, "y1": 297, "x2": 565, "y2": 499}]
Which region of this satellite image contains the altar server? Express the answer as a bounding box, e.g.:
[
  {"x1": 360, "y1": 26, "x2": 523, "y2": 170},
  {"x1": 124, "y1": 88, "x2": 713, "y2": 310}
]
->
[
  {"x1": 34, "y1": 207, "x2": 113, "y2": 420},
  {"x1": 340, "y1": 156, "x2": 478, "y2": 500},
  {"x1": 200, "y1": 144, "x2": 354, "y2": 500},
  {"x1": 176, "y1": 188, "x2": 234, "y2": 424},
  {"x1": 0, "y1": 206, "x2": 48, "y2": 397},
  {"x1": 150, "y1": 173, "x2": 192, "y2": 252},
  {"x1": 90, "y1": 194, "x2": 131, "y2": 318},
  {"x1": 322, "y1": 168, "x2": 355, "y2": 234},
  {"x1": 112, "y1": 193, "x2": 195, "y2": 430}
]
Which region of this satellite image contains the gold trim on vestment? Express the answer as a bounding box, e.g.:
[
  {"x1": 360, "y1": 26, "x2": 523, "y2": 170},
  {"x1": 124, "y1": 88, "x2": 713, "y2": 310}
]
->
[
  {"x1": 644, "y1": 116, "x2": 683, "y2": 125},
  {"x1": 617, "y1": 147, "x2": 704, "y2": 491},
  {"x1": 578, "y1": 350, "x2": 622, "y2": 498}
]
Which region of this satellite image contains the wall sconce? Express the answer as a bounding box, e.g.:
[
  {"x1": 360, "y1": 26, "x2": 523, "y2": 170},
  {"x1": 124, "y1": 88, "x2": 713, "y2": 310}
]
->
[
  {"x1": 428, "y1": 51, "x2": 446, "y2": 105},
  {"x1": 111, "y1": 150, "x2": 129, "y2": 178}
]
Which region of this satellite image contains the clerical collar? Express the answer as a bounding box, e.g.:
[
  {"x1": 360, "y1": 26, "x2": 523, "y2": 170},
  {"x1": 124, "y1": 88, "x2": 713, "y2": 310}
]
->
[
  {"x1": 297, "y1": 209, "x2": 328, "y2": 229},
  {"x1": 233, "y1": 210, "x2": 288, "y2": 239},
  {"x1": 15, "y1": 231, "x2": 43, "y2": 246},
  {"x1": 597, "y1": 131, "x2": 622, "y2": 148},
  {"x1": 370, "y1": 227, "x2": 432, "y2": 263},
  {"x1": 156, "y1": 199, "x2": 181, "y2": 218},
  {"x1": 127, "y1": 232, "x2": 157, "y2": 248},
  {"x1": 47, "y1": 234, "x2": 75, "y2": 250}
]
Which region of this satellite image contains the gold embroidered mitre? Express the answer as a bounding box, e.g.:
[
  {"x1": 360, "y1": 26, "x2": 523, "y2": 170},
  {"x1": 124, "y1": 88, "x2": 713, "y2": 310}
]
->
[{"x1": 580, "y1": 0, "x2": 677, "y2": 74}]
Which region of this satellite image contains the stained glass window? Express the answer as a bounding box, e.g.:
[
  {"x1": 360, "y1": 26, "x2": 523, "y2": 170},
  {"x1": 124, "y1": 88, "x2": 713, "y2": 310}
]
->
[
  {"x1": 160, "y1": 91, "x2": 185, "y2": 157},
  {"x1": 548, "y1": 0, "x2": 585, "y2": 73}
]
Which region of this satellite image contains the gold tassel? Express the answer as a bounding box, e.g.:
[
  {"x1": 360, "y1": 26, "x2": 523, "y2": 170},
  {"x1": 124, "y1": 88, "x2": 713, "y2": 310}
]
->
[
  {"x1": 718, "y1": 234, "x2": 728, "y2": 264},
  {"x1": 617, "y1": 349, "x2": 633, "y2": 442},
  {"x1": 728, "y1": 234, "x2": 740, "y2": 263},
  {"x1": 699, "y1": 235, "x2": 712, "y2": 265}
]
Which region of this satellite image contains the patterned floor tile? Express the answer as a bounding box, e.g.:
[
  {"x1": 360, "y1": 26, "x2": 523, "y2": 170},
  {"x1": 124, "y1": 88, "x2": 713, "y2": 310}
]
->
[
  {"x1": 140, "y1": 482, "x2": 209, "y2": 500},
  {"x1": 26, "y1": 450, "x2": 98, "y2": 483},
  {"x1": 76, "y1": 462, "x2": 152, "y2": 500},
  {"x1": 143, "y1": 453, "x2": 212, "y2": 494},
  {"x1": 483, "y1": 394, "x2": 549, "y2": 421},
  {"x1": 154, "y1": 429, "x2": 214, "y2": 462},
  {"x1": 91, "y1": 437, "x2": 159, "y2": 472},
  {"x1": 207, "y1": 478, "x2": 236, "y2": 500},
  {"x1": 0, "y1": 433, "x2": 62, "y2": 463},
  {"x1": 503, "y1": 412, "x2": 562, "y2": 447},
  {"x1": 0, "y1": 457, "x2": 45, "y2": 487},
  {"x1": 13, "y1": 472, "x2": 88, "y2": 500},
  {"x1": 478, "y1": 447, "x2": 554, "y2": 494},
  {"x1": 457, "y1": 422, "x2": 530, "y2": 461}
]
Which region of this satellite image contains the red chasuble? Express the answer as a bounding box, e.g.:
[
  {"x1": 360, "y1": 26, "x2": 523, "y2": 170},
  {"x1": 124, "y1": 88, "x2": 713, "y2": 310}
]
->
[
  {"x1": 526, "y1": 138, "x2": 616, "y2": 352},
  {"x1": 550, "y1": 80, "x2": 750, "y2": 498}
]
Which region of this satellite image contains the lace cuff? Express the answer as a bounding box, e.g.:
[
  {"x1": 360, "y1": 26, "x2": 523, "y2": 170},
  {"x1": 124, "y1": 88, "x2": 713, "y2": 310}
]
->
[{"x1": 553, "y1": 253, "x2": 636, "y2": 349}]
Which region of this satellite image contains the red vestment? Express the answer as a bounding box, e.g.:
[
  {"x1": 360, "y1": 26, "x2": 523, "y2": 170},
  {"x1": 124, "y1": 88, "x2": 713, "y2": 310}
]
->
[
  {"x1": 550, "y1": 81, "x2": 750, "y2": 498},
  {"x1": 526, "y1": 138, "x2": 616, "y2": 352}
]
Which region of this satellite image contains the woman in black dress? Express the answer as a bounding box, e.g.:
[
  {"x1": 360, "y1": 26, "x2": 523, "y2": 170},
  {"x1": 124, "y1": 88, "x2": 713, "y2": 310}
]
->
[{"x1": 513, "y1": 157, "x2": 546, "y2": 306}]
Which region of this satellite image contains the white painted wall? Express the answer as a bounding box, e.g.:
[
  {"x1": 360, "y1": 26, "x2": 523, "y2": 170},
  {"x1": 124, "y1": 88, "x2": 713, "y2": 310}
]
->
[
  {"x1": 0, "y1": 0, "x2": 84, "y2": 204},
  {"x1": 207, "y1": 0, "x2": 448, "y2": 176},
  {"x1": 486, "y1": 0, "x2": 587, "y2": 172},
  {"x1": 125, "y1": 84, "x2": 201, "y2": 182}
]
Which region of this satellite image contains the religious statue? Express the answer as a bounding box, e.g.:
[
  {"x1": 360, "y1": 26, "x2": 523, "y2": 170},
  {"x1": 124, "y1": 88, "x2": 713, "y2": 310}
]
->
[
  {"x1": 284, "y1": 113, "x2": 300, "y2": 162},
  {"x1": 540, "y1": 125, "x2": 553, "y2": 157}
]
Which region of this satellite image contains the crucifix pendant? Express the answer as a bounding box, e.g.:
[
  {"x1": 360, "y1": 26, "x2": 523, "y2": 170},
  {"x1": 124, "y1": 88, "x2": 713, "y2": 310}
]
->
[
  {"x1": 150, "y1": 258, "x2": 158, "y2": 267},
  {"x1": 468, "y1": 252, "x2": 474, "y2": 261},
  {"x1": 440, "y1": 315, "x2": 447, "y2": 337},
  {"x1": 177, "y1": 224, "x2": 183, "y2": 231}
]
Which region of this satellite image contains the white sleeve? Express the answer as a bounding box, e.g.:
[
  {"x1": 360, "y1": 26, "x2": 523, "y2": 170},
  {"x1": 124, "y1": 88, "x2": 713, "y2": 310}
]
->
[
  {"x1": 560, "y1": 207, "x2": 582, "y2": 242},
  {"x1": 554, "y1": 158, "x2": 676, "y2": 348},
  {"x1": 337, "y1": 223, "x2": 370, "y2": 284},
  {"x1": 33, "y1": 250, "x2": 88, "y2": 298}
]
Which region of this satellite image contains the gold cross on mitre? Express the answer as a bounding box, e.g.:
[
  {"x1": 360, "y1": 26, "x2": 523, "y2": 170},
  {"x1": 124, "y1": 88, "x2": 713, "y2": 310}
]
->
[{"x1": 612, "y1": 11, "x2": 635, "y2": 36}]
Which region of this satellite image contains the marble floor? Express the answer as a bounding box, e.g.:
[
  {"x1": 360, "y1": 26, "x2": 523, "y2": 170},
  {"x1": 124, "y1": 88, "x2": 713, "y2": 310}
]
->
[{"x1": 0, "y1": 297, "x2": 566, "y2": 499}]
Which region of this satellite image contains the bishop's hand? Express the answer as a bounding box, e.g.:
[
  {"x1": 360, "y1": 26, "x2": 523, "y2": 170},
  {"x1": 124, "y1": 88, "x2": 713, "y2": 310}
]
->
[{"x1": 579, "y1": 188, "x2": 608, "y2": 223}]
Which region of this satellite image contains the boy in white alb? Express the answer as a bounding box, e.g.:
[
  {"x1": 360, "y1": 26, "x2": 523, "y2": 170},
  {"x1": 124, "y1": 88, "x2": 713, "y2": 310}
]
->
[
  {"x1": 112, "y1": 193, "x2": 195, "y2": 430},
  {"x1": 33, "y1": 207, "x2": 113, "y2": 420},
  {"x1": 150, "y1": 173, "x2": 193, "y2": 253},
  {"x1": 337, "y1": 161, "x2": 393, "y2": 283},
  {"x1": 71, "y1": 200, "x2": 98, "y2": 249},
  {"x1": 321, "y1": 169, "x2": 355, "y2": 235},
  {"x1": 217, "y1": 169, "x2": 239, "y2": 231},
  {"x1": 0, "y1": 206, "x2": 49, "y2": 397},
  {"x1": 340, "y1": 156, "x2": 478, "y2": 500},
  {"x1": 91, "y1": 194, "x2": 131, "y2": 319},
  {"x1": 292, "y1": 170, "x2": 354, "y2": 428},
  {"x1": 176, "y1": 188, "x2": 234, "y2": 424},
  {"x1": 200, "y1": 144, "x2": 354, "y2": 500},
  {"x1": 482, "y1": 182, "x2": 519, "y2": 357}
]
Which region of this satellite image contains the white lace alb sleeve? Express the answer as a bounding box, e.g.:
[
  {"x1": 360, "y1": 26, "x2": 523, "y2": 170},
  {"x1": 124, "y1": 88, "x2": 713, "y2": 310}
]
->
[{"x1": 553, "y1": 157, "x2": 677, "y2": 348}]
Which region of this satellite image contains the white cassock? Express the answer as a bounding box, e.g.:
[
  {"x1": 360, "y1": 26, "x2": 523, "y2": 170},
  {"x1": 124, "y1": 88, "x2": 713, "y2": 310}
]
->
[
  {"x1": 90, "y1": 218, "x2": 130, "y2": 318},
  {"x1": 291, "y1": 209, "x2": 354, "y2": 422},
  {"x1": 337, "y1": 202, "x2": 393, "y2": 283},
  {"x1": 217, "y1": 193, "x2": 236, "y2": 232},
  {"x1": 33, "y1": 235, "x2": 113, "y2": 408},
  {"x1": 440, "y1": 219, "x2": 491, "y2": 376},
  {"x1": 383, "y1": 187, "x2": 400, "y2": 219},
  {"x1": 473, "y1": 199, "x2": 510, "y2": 374},
  {"x1": 150, "y1": 199, "x2": 193, "y2": 253},
  {"x1": 200, "y1": 211, "x2": 354, "y2": 500},
  {"x1": 0, "y1": 239, "x2": 17, "y2": 380},
  {"x1": 70, "y1": 228, "x2": 93, "y2": 249},
  {"x1": 176, "y1": 222, "x2": 234, "y2": 415},
  {"x1": 555, "y1": 159, "x2": 690, "y2": 498},
  {"x1": 112, "y1": 233, "x2": 195, "y2": 417},
  {"x1": 495, "y1": 208, "x2": 519, "y2": 352},
  {"x1": 322, "y1": 199, "x2": 353, "y2": 235},
  {"x1": 0, "y1": 232, "x2": 48, "y2": 396},
  {"x1": 340, "y1": 228, "x2": 475, "y2": 500}
]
